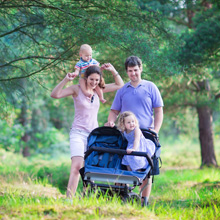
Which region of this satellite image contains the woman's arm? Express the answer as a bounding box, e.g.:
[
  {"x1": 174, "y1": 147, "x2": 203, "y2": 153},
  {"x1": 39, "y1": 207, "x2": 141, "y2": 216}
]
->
[
  {"x1": 51, "y1": 73, "x2": 78, "y2": 99},
  {"x1": 101, "y1": 63, "x2": 124, "y2": 93}
]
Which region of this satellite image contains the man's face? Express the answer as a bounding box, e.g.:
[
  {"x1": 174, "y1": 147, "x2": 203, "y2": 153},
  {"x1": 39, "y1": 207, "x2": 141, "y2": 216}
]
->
[{"x1": 126, "y1": 65, "x2": 142, "y2": 83}]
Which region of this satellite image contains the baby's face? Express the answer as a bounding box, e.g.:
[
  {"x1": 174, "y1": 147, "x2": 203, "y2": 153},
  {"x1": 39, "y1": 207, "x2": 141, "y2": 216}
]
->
[{"x1": 81, "y1": 48, "x2": 92, "y2": 62}]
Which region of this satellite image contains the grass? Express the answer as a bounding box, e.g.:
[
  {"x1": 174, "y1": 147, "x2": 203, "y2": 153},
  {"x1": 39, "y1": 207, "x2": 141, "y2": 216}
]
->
[
  {"x1": 0, "y1": 137, "x2": 220, "y2": 220},
  {"x1": 0, "y1": 166, "x2": 219, "y2": 219},
  {"x1": 160, "y1": 135, "x2": 220, "y2": 168},
  {"x1": 151, "y1": 169, "x2": 219, "y2": 219}
]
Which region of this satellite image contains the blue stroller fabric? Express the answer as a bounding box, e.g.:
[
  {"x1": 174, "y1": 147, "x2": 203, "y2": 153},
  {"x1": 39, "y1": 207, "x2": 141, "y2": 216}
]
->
[
  {"x1": 83, "y1": 126, "x2": 157, "y2": 186},
  {"x1": 80, "y1": 126, "x2": 162, "y2": 206}
]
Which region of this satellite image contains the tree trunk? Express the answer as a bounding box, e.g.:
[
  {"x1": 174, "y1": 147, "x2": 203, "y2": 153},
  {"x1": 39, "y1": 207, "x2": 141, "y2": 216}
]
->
[
  {"x1": 21, "y1": 134, "x2": 31, "y2": 157},
  {"x1": 196, "y1": 105, "x2": 218, "y2": 167},
  {"x1": 185, "y1": 1, "x2": 218, "y2": 167},
  {"x1": 20, "y1": 98, "x2": 31, "y2": 157},
  {"x1": 19, "y1": 79, "x2": 31, "y2": 157}
]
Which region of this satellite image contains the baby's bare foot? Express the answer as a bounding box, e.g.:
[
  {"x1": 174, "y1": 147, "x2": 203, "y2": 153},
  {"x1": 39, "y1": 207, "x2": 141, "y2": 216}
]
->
[
  {"x1": 87, "y1": 93, "x2": 93, "y2": 98},
  {"x1": 84, "y1": 92, "x2": 92, "y2": 98}
]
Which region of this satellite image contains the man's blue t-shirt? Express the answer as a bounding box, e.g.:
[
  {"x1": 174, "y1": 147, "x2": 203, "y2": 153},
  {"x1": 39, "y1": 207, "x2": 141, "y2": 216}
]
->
[{"x1": 111, "y1": 80, "x2": 164, "y2": 129}]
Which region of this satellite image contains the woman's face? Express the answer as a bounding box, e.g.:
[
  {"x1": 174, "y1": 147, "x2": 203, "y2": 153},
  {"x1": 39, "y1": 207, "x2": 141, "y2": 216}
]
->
[{"x1": 86, "y1": 73, "x2": 101, "y2": 90}]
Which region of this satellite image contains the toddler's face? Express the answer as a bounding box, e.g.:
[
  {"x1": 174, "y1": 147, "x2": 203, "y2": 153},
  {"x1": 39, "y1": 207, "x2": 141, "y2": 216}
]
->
[
  {"x1": 81, "y1": 48, "x2": 92, "y2": 62},
  {"x1": 124, "y1": 115, "x2": 136, "y2": 132}
]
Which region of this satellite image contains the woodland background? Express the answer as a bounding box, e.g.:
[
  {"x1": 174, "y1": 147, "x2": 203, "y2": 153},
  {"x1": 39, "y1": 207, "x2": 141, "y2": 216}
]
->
[
  {"x1": 0, "y1": 0, "x2": 220, "y2": 166},
  {"x1": 0, "y1": 1, "x2": 220, "y2": 219}
]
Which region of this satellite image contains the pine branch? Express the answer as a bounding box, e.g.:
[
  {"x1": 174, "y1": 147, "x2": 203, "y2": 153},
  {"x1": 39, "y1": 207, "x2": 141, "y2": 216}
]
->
[
  {"x1": 0, "y1": 23, "x2": 42, "y2": 38},
  {"x1": 0, "y1": 56, "x2": 57, "y2": 68},
  {"x1": 0, "y1": 45, "x2": 74, "y2": 82}
]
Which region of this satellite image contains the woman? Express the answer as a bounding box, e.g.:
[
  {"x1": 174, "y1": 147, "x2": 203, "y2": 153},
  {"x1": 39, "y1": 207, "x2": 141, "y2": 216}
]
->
[{"x1": 51, "y1": 63, "x2": 124, "y2": 197}]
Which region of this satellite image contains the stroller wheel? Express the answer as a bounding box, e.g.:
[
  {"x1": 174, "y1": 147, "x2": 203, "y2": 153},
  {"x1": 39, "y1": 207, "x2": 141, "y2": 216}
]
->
[
  {"x1": 121, "y1": 192, "x2": 141, "y2": 205},
  {"x1": 128, "y1": 192, "x2": 141, "y2": 205}
]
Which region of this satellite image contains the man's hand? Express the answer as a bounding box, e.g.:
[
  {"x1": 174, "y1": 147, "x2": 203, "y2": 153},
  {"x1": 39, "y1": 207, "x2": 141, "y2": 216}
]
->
[
  {"x1": 148, "y1": 128, "x2": 159, "y2": 138},
  {"x1": 104, "y1": 121, "x2": 115, "y2": 127},
  {"x1": 149, "y1": 128, "x2": 158, "y2": 133}
]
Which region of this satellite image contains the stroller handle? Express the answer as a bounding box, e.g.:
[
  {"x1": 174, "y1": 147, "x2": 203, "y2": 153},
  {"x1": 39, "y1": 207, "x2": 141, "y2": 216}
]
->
[
  {"x1": 140, "y1": 128, "x2": 159, "y2": 138},
  {"x1": 84, "y1": 146, "x2": 154, "y2": 169}
]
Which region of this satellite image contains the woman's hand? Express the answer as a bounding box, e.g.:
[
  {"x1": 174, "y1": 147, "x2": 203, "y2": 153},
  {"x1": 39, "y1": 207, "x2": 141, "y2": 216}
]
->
[
  {"x1": 66, "y1": 72, "x2": 77, "y2": 81},
  {"x1": 101, "y1": 63, "x2": 116, "y2": 73},
  {"x1": 51, "y1": 73, "x2": 77, "y2": 99}
]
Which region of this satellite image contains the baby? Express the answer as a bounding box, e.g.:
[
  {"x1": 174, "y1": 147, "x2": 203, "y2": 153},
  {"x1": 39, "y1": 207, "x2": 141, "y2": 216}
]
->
[{"x1": 71, "y1": 44, "x2": 106, "y2": 103}]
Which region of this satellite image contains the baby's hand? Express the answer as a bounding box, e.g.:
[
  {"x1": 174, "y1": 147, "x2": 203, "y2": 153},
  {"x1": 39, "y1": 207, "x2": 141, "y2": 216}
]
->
[{"x1": 127, "y1": 149, "x2": 135, "y2": 154}]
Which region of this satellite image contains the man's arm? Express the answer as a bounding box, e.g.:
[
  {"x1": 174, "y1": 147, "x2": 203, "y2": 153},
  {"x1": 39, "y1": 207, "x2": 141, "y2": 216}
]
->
[
  {"x1": 105, "y1": 109, "x2": 120, "y2": 127},
  {"x1": 154, "y1": 107, "x2": 163, "y2": 133}
]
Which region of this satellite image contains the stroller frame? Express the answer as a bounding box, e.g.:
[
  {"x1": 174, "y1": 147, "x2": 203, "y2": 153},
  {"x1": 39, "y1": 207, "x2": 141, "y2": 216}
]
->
[{"x1": 81, "y1": 126, "x2": 161, "y2": 205}]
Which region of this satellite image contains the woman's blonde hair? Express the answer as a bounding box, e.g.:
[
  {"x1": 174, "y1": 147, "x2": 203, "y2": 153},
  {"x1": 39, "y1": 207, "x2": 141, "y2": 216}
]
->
[{"x1": 117, "y1": 111, "x2": 139, "y2": 132}]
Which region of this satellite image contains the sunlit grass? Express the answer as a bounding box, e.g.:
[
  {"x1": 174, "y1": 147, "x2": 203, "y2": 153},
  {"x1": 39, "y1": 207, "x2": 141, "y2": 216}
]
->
[
  {"x1": 150, "y1": 168, "x2": 220, "y2": 220},
  {"x1": 0, "y1": 180, "x2": 153, "y2": 220},
  {"x1": 1, "y1": 168, "x2": 219, "y2": 219},
  {"x1": 1, "y1": 160, "x2": 219, "y2": 219},
  {"x1": 160, "y1": 134, "x2": 220, "y2": 168},
  {"x1": 0, "y1": 137, "x2": 220, "y2": 220}
]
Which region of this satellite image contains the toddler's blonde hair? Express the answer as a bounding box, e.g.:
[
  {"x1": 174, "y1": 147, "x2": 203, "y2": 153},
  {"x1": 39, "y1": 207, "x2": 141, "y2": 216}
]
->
[{"x1": 117, "y1": 111, "x2": 139, "y2": 132}]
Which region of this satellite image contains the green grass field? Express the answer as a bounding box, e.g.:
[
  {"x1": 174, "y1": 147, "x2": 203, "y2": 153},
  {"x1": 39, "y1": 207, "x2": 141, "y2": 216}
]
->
[{"x1": 0, "y1": 137, "x2": 219, "y2": 219}]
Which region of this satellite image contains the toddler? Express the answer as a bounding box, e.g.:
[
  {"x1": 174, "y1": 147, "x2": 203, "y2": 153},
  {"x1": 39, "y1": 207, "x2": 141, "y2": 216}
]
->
[{"x1": 117, "y1": 111, "x2": 155, "y2": 171}]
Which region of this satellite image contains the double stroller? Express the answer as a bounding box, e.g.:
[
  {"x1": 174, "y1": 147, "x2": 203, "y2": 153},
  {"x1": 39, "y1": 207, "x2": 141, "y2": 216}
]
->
[{"x1": 80, "y1": 126, "x2": 161, "y2": 206}]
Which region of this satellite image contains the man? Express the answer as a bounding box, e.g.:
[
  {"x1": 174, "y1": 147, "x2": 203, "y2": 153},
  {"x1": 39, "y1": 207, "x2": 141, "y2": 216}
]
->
[{"x1": 105, "y1": 56, "x2": 163, "y2": 206}]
